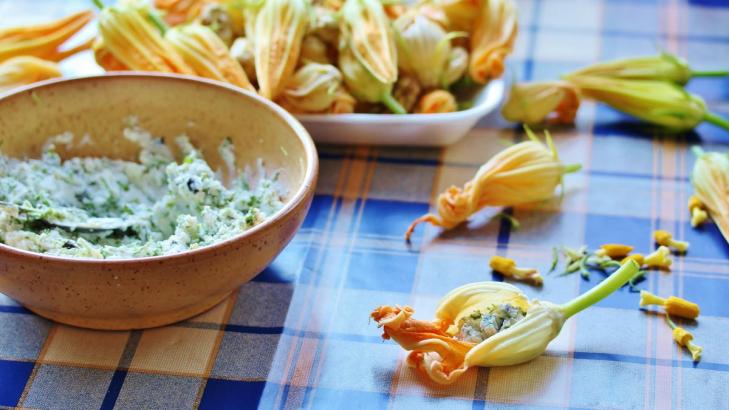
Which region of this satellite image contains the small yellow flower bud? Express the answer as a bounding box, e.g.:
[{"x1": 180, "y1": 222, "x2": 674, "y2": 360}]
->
[
  {"x1": 415, "y1": 90, "x2": 457, "y2": 114},
  {"x1": 653, "y1": 230, "x2": 689, "y2": 253},
  {"x1": 620, "y1": 253, "x2": 644, "y2": 267},
  {"x1": 688, "y1": 195, "x2": 708, "y2": 228},
  {"x1": 489, "y1": 256, "x2": 543, "y2": 285},
  {"x1": 596, "y1": 243, "x2": 634, "y2": 259},
  {"x1": 644, "y1": 246, "x2": 672, "y2": 270},
  {"x1": 640, "y1": 290, "x2": 700, "y2": 319}
]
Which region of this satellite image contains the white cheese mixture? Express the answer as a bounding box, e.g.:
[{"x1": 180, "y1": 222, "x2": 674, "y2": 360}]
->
[{"x1": 0, "y1": 126, "x2": 284, "y2": 259}]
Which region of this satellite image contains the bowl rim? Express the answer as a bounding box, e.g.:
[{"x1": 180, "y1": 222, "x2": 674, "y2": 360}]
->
[{"x1": 0, "y1": 72, "x2": 319, "y2": 264}]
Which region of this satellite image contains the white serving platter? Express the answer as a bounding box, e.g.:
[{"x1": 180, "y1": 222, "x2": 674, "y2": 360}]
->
[{"x1": 296, "y1": 79, "x2": 505, "y2": 147}]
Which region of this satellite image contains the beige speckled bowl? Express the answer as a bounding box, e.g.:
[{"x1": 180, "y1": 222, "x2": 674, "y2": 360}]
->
[{"x1": 0, "y1": 73, "x2": 318, "y2": 330}]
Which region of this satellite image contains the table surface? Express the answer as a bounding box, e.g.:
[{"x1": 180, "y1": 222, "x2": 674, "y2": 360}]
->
[{"x1": 1, "y1": 1, "x2": 728, "y2": 409}]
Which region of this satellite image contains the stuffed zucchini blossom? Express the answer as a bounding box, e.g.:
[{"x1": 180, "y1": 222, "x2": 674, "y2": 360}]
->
[{"x1": 372, "y1": 260, "x2": 640, "y2": 384}]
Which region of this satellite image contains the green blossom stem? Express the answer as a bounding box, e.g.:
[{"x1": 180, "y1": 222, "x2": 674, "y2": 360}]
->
[
  {"x1": 691, "y1": 70, "x2": 729, "y2": 78},
  {"x1": 704, "y1": 112, "x2": 729, "y2": 131},
  {"x1": 147, "y1": 10, "x2": 169, "y2": 35},
  {"x1": 382, "y1": 92, "x2": 407, "y2": 115},
  {"x1": 564, "y1": 164, "x2": 582, "y2": 174},
  {"x1": 559, "y1": 260, "x2": 640, "y2": 318},
  {"x1": 92, "y1": 0, "x2": 105, "y2": 9}
]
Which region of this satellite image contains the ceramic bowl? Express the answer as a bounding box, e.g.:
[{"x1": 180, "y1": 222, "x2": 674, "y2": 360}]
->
[{"x1": 0, "y1": 73, "x2": 318, "y2": 330}]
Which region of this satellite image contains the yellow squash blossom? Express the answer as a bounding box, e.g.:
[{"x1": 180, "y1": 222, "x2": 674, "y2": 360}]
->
[
  {"x1": 405, "y1": 127, "x2": 580, "y2": 241},
  {"x1": 688, "y1": 195, "x2": 708, "y2": 228},
  {"x1": 640, "y1": 290, "x2": 700, "y2": 319},
  {"x1": 0, "y1": 10, "x2": 93, "y2": 63},
  {"x1": 691, "y1": 148, "x2": 729, "y2": 244},
  {"x1": 372, "y1": 261, "x2": 639, "y2": 384},
  {"x1": 253, "y1": 0, "x2": 309, "y2": 100},
  {"x1": 469, "y1": 0, "x2": 518, "y2": 84},
  {"x1": 489, "y1": 256, "x2": 543, "y2": 285},
  {"x1": 338, "y1": 0, "x2": 405, "y2": 114},
  {"x1": 280, "y1": 62, "x2": 342, "y2": 113},
  {"x1": 501, "y1": 81, "x2": 581, "y2": 125},
  {"x1": 393, "y1": 11, "x2": 466, "y2": 89},
  {"x1": 653, "y1": 230, "x2": 689, "y2": 253},
  {"x1": 166, "y1": 23, "x2": 255, "y2": 91},
  {"x1": 0, "y1": 56, "x2": 61, "y2": 94},
  {"x1": 95, "y1": 0, "x2": 194, "y2": 74},
  {"x1": 565, "y1": 75, "x2": 729, "y2": 131},
  {"x1": 565, "y1": 53, "x2": 728, "y2": 85},
  {"x1": 415, "y1": 89, "x2": 458, "y2": 114}
]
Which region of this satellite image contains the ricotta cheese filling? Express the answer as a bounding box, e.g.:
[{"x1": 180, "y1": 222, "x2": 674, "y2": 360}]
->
[{"x1": 0, "y1": 126, "x2": 284, "y2": 259}]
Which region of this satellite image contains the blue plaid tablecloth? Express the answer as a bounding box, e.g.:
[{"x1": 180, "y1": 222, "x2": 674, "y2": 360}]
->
[{"x1": 1, "y1": 0, "x2": 728, "y2": 409}]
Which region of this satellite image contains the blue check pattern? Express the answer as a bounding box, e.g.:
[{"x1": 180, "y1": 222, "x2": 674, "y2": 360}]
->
[{"x1": 1, "y1": 0, "x2": 728, "y2": 409}]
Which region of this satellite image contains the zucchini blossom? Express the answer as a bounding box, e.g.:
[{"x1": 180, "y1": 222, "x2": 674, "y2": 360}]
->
[
  {"x1": 0, "y1": 10, "x2": 93, "y2": 63},
  {"x1": 372, "y1": 261, "x2": 640, "y2": 384},
  {"x1": 166, "y1": 23, "x2": 255, "y2": 91},
  {"x1": 95, "y1": 0, "x2": 194, "y2": 74},
  {"x1": 253, "y1": 0, "x2": 309, "y2": 99},
  {"x1": 469, "y1": 0, "x2": 518, "y2": 84},
  {"x1": 393, "y1": 12, "x2": 466, "y2": 89},
  {"x1": 405, "y1": 127, "x2": 580, "y2": 241},
  {"x1": 280, "y1": 62, "x2": 342, "y2": 113},
  {"x1": 415, "y1": 90, "x2": 457, "y2": 114},
  {"x1": 338, "y1": 0, "x2": 405, "y2": 113},
  {"x1": 691, "y1": 148, "x2": 729, "y2": 245},
  {"x1": 501, "y1": 81, "x2": 580, "y2": 125},
  {"x1": 564, "y1": 75, "x2": 729, "y2": 131},
  {"x1": 565, "y1": 53, "x2": 728, "y2": 85},
  {"x1": 0, "y1": 56, "x2": 61, "y2": 93}
]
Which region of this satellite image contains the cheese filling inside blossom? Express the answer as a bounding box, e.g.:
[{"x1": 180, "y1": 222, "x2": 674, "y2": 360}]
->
[{"x1": 372, "y1": 261, "x2": 640, "y2": 384}]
